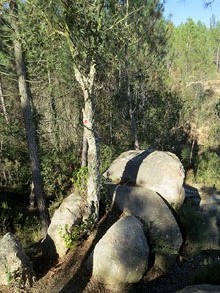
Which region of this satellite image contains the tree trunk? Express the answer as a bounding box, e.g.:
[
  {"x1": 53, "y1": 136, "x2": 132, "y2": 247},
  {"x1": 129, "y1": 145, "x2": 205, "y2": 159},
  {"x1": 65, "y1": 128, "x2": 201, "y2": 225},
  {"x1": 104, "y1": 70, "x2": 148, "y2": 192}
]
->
[
  {"x1": 48, "y1": 67, "x2": 60, "y2": 149},
  {"x1": 124, "y1": 1, "x2": 139, "y2": 149},
  {"x1": 0, "y1": 77, "x2": 9, "y2": 124},
  {"x1": 10, "y1": 0, "x2": 50, "y2": 236},
  {"x1": 81, "y1": 129, "x2": 88, "y2": 167},
  {"x1": 74, "y1": 63, "x2": 100, "y2": 224},
  {"x1": 125, "y1": 43, "x2": 140, "y2": 150}
]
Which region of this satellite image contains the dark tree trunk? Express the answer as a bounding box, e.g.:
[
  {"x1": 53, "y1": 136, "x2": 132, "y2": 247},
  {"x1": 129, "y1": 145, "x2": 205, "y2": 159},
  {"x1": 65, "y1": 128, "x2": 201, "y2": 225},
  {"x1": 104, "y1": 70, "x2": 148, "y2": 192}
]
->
[
  {"x1": 81, "y1": 130, "x2": 88, "y2": 167},
  {"x1": 10, "y1": 0, "x2": 50, "y2": 236}
]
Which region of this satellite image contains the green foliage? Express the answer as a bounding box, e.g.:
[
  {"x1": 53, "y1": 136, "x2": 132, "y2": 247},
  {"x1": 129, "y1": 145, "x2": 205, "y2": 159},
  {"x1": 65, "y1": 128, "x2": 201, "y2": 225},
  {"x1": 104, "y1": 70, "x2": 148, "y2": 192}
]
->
[
  {"x1": 59, "y1": 214, "x2": 95, "y2": 249},
  {"x1": 100, "y1": 144, "x2": 116, "y2": 174},
  {"x1": 181, "y1": 145, "x2": 192, "y2": 168},
  {"x1": 195, "y1": 149, "x2": 220, "y2": 189},
  {"x1": 178, "y1": 201, "x2": 206, "y2": 248},
  {"x1": 99, "y1": 177, "x2": 113, "y2": 214},
  {"x1": 15, "y1": 215, "x2": 43, "y2": 248},
  {"x1": 152, "y1": 238, "x2": 178, "y2": 256},
  {"x1": 0, "y1": 201, "x2": 12, "y2": 234},
  {"x1": 138, "y1": 90, "x2": 182, "y2": 149},
  {"x1": 58, "y1": 224, "x2": 80, "y2": 249},
  {"x1": 71, "y1": 166, "x2": 88, "y2": 196},
  {"x1": 0, "y1": 117, "x2": 30, "y2": 188},
  {"x1": 41, "y1": 149, "x2": 79, "y2": 198},
  {"x1": 5, "y1": 267, "x2": 13, "y2": 286},
  {"x1": 181, "y1": 84, "x2": 208, "y2": 123},
  {"x1": 215, "y1": 99, "x2": 220, "y2": 117},
  {"x1": 0, "y1": 200, "x2": 42, "y2": 247},
  {"x1": 168, "y1": 19, "x2": 216, "y2": 83}
]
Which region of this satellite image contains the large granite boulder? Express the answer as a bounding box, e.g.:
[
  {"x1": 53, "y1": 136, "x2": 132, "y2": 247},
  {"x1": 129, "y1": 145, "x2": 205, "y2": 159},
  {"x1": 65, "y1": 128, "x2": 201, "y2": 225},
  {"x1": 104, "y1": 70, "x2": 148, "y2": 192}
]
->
[
  {"x1": 104, "y1": 150, "x2": 185, "y2": 208},
  {"x1": 44, "y1": 192, "x2": 84, "y2": 258},
  {"x1": 88, "y1": 216, "x2": 149, "y2": 291},
  {"x1": 103, "y1": 149, "x2": 144, "y2": 183},
  {"x1": 0, "y1": 233, "x2": 35, "y2": 287},
  {"x1": 113, "y1": 185, "x2": 183, "y2": 272}
]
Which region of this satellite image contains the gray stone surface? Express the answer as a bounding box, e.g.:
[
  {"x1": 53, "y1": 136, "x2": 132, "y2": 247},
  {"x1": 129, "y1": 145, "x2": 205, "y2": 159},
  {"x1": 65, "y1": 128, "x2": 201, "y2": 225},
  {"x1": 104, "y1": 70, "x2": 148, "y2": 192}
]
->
[
  {"x1": 45, "y1": 192, "x2": 84, "y2": 257},
  {"x1": 113, "y1": 185, "x2": 183, "y2": 272},
  {"x1": 103, "y1": 149, "x2": 144, "y2": 183},
  {"x1": 104, "y1": 150, "x2": 185, "y2": 208},
  {"x1": 0, "y1": 233, "x2": 35, "y2": 287},
  {"x1": 88, "y1": 216, "x2": 149, "y2": 291}
]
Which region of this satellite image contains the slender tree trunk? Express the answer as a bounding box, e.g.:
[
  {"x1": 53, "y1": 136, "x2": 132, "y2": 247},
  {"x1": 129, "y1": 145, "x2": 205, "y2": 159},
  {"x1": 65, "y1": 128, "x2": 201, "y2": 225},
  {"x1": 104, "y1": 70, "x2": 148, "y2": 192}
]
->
[
  {"x1": 125, "y1": 44, "x2": 140, "y2": 150},
  {"x1": 48, "y1": 67, "x2": 60, "y2": 149},
  {"x1": 124, "y1": 0, "x2": 139, "y2": 150},
  {"x1": 81, "y1": 129, "x2": 88, "y2": 167},
  {"x1": 74, "y1": 63, "x2": 100, "y2": 224},
  {"x1": 10, "y1": 0, "x2": 50, "y2": 236},
  {"x1": 0, "y1": 77, "x2": 9, "y2": 124}
]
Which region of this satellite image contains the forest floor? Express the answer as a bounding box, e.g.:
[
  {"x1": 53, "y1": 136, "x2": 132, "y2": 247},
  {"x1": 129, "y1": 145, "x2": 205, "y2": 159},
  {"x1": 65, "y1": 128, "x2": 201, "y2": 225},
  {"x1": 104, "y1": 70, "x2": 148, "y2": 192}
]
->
[{"x1": 1, "y1": 185, "x2": 220, "y2": 293}]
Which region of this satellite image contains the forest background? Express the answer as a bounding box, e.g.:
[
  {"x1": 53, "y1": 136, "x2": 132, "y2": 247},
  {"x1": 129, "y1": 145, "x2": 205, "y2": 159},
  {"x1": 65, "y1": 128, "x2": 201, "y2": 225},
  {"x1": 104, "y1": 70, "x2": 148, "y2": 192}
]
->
[{"x1": 0, "y1": 0, "x2": 220, "y2": 244}]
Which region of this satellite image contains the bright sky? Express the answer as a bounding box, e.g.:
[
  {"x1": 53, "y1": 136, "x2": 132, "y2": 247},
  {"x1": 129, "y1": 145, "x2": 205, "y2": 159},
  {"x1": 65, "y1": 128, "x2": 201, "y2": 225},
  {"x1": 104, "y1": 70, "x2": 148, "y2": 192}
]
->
[{"x1": 163, "y1": 0, "x2": 220, "y2": 26}]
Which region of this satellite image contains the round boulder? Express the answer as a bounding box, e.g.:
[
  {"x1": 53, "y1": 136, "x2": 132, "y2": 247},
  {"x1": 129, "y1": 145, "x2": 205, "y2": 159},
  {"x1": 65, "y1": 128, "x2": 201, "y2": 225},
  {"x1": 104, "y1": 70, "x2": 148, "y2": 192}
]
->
[
  {"x1": 44, "y1": 192, "x2": 84, "y2": 258},
  {"x1": 88, "y1": 216, "x2": 149, "y2": 291},
  {"x1": 104, "y1": 150, "x2": 185, "y2": 208},
  {"x1": 113, "y1": 185, "x2": 183, "y2": 272},
  {"x1": 0, "y1": 233, "x2": 35, "y2": 287}
]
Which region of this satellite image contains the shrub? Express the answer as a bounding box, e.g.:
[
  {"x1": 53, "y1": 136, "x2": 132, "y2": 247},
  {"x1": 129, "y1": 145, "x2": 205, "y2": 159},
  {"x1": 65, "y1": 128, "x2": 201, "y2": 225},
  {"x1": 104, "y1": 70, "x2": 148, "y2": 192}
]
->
[
  {"x1": 41, "y1": 148, "x2": 79, "y2": 198},
  {"x1": 0, "y1": 201, "x2": 13, "y2": 235},
  {"x1": 15, "y1": 215, "x2": 43, "y2": 248},
  {"x1": 71, "y1": 166, "x2": 88, "y2": 197},
  {"x1": 178, "y1": 201, "x2": 206, "y2": 249},
  {"x1": 195, "y1": 149, "x2": 220, "y2": 189},
  {"x1": 0, "y1": 117, "x2": 30, "y2": 189},
  {"x1": 100, "y1": 144, "x2": 116, "y2": 174}
]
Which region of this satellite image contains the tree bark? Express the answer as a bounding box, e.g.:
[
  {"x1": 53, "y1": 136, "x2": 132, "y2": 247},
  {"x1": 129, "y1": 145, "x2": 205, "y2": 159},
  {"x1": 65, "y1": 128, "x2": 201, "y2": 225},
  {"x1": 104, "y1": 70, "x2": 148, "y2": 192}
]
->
[
  {"x1": 124, "y1": 0, "x2": 139, "y2": 150},
  {"x1": 10, "y1": 0, "x2": 50, "y2": 236},
  {"x1": 0, "y1": 77, "x2": 9, "y2": 124},
  {"x1": 74, "y1": 63, "x2": 100, "y2": 224},
  {"x1": 81, "y1": 129, "x2": 88, "y2": 167},
  {"x1": 48, "y1": 67, "x2": 60, "y2": 149}
]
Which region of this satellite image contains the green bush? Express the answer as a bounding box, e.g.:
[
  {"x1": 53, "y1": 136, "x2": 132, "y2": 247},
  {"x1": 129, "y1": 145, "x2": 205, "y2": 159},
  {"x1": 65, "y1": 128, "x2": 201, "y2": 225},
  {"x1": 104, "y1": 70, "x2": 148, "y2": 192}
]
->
[
  {"x1": 15, "y1": 215, "x2": 43, "y2": 248},
  {"x1": 0, "y1": 117, "x2": 30, "y2": 189},
  {"x1": 195, "y1": 149, "x2": 220, "y2": 189},
  {"x1": 71, "y1": 166, "x2": 88, "y2": 197},
  {"x1": 41, "y1": 148, "x2": 79, "y2": 198},
  {"x1": 100, "y1": 144, "x2": 116, "y2": 174},
  {"x1": 0, "y1": 201, "x2": 12, "y2": 235},
  {"x1": 215, "y1": 99, "x2": 220, "y2": 118},
  {"x1": 181, "y1": 145, "x2": 192, "y2": 169},
  {"x1": 178, "y1": 201, "x2": 205, "y2": 246}
]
